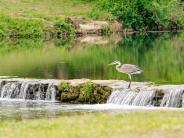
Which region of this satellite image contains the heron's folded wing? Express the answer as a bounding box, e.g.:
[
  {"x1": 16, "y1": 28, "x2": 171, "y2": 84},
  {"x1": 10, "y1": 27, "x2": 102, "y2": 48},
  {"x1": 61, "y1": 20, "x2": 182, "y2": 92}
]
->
[{"x1": 121, "y1": 64, "x2": 143, "y2": 74}]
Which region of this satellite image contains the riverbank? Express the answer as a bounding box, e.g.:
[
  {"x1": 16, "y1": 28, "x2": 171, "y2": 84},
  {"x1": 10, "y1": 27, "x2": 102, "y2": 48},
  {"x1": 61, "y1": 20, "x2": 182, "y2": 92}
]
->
[
  {"x1": 0, "y1": 15, "x2": 123, "y2": 39},
  {"x1": 0, "y1": 111, "x2": 184, "y2": 138},
  {"x1": 0, "y1": 0, "x2": 117, "y2": 38},
  {"x1": 1, "y1": 0, "x2": 184, "y2": 39}
]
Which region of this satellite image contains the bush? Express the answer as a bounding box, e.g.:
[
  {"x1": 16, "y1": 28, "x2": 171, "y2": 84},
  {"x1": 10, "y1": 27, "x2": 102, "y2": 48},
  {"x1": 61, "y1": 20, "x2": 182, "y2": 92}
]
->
[
  {"x1": 0, "y1": 15, "x2": 45, "y2": 38},
  {"x1": 99, "y1": 0, "x2": 184, "y2": 30},
  {"x1": 83, "y1": 82, "x2": 94, "y2": 100},
  {"x1": 55, "y1": 20, "x2": 75, "y2": 38}
]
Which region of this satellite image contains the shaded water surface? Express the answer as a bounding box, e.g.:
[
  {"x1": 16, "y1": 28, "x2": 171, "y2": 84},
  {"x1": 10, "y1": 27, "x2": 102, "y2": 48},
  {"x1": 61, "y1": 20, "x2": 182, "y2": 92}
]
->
[{"x1": 0, "y1": 33, "x2": 184, "y2": 84}]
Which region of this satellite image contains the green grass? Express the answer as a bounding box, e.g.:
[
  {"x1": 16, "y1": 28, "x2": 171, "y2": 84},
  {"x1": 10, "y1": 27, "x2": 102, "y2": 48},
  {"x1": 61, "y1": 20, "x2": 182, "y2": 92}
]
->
[
  {"x1": 0, "y1": 0, "x2": 91, "y2": 17},
  {"x1": 0, "y1": 15, "x2": 45, "y2": 38},
  {"x1": 0, "y1": 0, "x2": 113, "y2": 38},
  {"x1": 0, "y1": 0, "x2": 111, "y2": 20},
  {"x1": 0, "y1": 111, "x2": 184, "y2": 138}
]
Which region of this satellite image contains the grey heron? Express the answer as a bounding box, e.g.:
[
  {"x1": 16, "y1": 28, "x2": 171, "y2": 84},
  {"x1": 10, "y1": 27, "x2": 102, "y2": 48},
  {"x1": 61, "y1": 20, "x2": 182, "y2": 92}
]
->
[{"x1": 109, "y1": 60, "x2": 143, "y2": 88}]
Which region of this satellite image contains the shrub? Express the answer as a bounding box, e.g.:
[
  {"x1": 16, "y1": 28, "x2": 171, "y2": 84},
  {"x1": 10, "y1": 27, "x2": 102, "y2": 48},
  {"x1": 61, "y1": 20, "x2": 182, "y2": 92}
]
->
[
  {"x1": 0, "y1": 15, "x2": 45, "y2": 38},
  {"x1": 55, "y1": 20, "x2": 75, "y2": 38},
  {"x1": 79, "y1": 82, "x2": 94, "y2": 102},
  {"x1": 83, "y1": 82, "x2": 94, "y2": 100},
  {"x1": 99, "y1": 0, "x2": 184, "y2": 30}
]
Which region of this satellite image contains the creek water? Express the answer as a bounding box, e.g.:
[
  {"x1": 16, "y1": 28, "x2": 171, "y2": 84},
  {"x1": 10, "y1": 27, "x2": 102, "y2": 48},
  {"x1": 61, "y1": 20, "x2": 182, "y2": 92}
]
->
[
  {"x1": 1, "y1": 100, "x2": 184, "y2": 120},
  {"x1": 0, "y1": 33, "x2": 184, "y2": 119},
  {"x1": 0, "y1": 33, "x2": 183, "y2": 84}
]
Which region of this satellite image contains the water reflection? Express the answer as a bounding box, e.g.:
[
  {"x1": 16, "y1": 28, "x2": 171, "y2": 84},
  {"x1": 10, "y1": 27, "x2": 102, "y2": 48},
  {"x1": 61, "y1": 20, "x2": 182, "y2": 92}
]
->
[{"x1": 0, "y1": 33, "x2": 183, "y2": 84}]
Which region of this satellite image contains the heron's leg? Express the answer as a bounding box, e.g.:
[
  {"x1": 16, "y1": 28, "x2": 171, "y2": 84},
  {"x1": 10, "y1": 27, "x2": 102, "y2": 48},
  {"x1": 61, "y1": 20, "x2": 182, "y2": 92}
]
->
[{"x1": 128, "y1": 74, "x2": 132, "y2": 89}]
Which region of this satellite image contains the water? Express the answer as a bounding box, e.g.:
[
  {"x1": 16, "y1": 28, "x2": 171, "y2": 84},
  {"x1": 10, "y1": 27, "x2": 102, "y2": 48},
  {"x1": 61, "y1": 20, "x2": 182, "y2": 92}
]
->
[
  {"x1": 0, "y1": 79, "x2": 58, "y2": 101},
  {"x1": 0, "y1": 80, "x2": 183, "y2": 120},
  {"x1": 1, "y1": 100, "x2": 184, "y2": 120},
  {"x1": 0, "y1": 33, "x2": 183, "y2": 119},
  {"x1": 108, "y1": 87, "x2": 184, "y2": 108},
  {"x1": 160, "y1": 89, "x2": 184, "y2": 107},
  {"x1": 0, "y1": 33, "x2": 183, "y2": 84},
  {"x1": 108, "y1": 89, "x2": 156, "y2": 106}
]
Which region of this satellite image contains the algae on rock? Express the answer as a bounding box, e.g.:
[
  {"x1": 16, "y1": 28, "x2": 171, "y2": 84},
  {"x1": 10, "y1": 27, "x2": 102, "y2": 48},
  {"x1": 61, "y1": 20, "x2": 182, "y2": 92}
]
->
[{"x1": 58, "y1": 81, "x2": 112, "y2": 104}]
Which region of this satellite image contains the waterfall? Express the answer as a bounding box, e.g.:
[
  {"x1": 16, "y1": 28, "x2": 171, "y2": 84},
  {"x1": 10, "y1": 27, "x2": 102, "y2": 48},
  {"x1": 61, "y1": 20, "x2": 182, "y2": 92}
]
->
[
  {"x1": 131, "y1": 90, "x2": 156, "y2": 106},
  {"x1": 107, "y1": 89, "x2": 137, "y2": 105},
  {"x1": 160, "y1": 89, "x2": 183, "y2": 108},
  {"x1": 0, "y1": 82, "x2": 20, "y2": 99},
  {"x1": 108, "y1": 87, "x2": 184, "y2": 108},
  {"x1": 0, "y1": 79, "x2": 58, "y2": 101},
  {"x1": 46, "y1": 83, "x2": 56, "y2": 101},
  {"x1": 107, "y1": 89, "x2": 156, "y2": 106}
]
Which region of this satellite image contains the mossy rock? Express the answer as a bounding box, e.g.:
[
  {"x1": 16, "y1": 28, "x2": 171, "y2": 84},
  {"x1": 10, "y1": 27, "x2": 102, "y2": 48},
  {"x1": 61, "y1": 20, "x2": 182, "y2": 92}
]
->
[
  {"x1": 61, "y1": 92, "x2": 79, "y2": 102},
  {"x1": 78, "y1": 82, "x2": 95, "y2": 103},
  {"x1": 60, "y1": 85, "x2": 81, "y2": 103},
  {"x1": 78, "y1": 83, "x2": 112, "y2": 104},
  {"x1": 58, "y1": 82, "x2": 70, "y2": 92},
  {"x1": 58, "y1": 81, "x2": 112, "y2": 104}
]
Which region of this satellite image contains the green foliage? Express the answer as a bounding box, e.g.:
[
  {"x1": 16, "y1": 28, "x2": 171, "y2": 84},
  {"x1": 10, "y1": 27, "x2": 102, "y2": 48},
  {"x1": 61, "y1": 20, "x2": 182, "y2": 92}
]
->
[
  {"x1": 0, "y1": 15, "x2": 45, "y2": 38},
  {"x1": 58, "y1": 82, "x2": 70, "y2": 92},
  {"x1": 55, "y1": 20, "x2": 75, "y2": 38},
  {"x1": 60, "y1": 81, "x2": 111, "y2": 104},
  {"x1": 99, "y1": 0, "x2": 184, "y2": 30},
  {"x1": 79, "y1": 82, "x2": 94, "y2": 102},
  {"x1": 0, "y1": 15, "x2": 77, "y2": 39},
  {"x1": 83, "y1": 82, "x2": 94, "y2": 100}
]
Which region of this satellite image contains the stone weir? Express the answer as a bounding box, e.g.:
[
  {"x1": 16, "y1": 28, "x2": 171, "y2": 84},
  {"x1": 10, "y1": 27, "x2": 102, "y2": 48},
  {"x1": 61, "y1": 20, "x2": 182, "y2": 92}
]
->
[{"x1": 0, "y1": 78, "x2": 184, "y2": 108}]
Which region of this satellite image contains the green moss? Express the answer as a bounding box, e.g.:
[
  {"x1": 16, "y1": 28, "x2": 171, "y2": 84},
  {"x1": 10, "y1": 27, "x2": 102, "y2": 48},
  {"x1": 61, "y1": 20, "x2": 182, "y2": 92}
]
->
[
  {"x1": 58, "y1": 82, "x2": 70, "y2": 92},
  {"x1": 79, "y1": 82, "x2": 94, "y2": 103},
  {"x1": 83, "y1": 82, "x2": 94, "y2": 100},
  {"x1": 57, "y1": 81, "x2": 112, "y2": 104},
  {"x1": 61, "y1": 92, "x2": 79, "y2": 102},
  {"x1": 78, "y1": 82, "x2": 112, "y2": 104}
]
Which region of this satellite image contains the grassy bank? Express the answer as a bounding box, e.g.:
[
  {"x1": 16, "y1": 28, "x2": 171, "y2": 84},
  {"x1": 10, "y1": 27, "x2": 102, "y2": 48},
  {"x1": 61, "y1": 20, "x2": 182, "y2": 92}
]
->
[
  {"x1": 0, "y1": 0, "x2": 112, "y2": 38},
  {"x1": 0, "y1": 15, "x2": 76, "y2": 38},
  {"x1": 0, "y1": 111, "x2": 184, "y2": 138},
  {"x1": 0, "y1": 0, "x2": 93, "y2": 18},
  {"x1": 0, "y1": 0, "x2": 111, "y2": 20}
]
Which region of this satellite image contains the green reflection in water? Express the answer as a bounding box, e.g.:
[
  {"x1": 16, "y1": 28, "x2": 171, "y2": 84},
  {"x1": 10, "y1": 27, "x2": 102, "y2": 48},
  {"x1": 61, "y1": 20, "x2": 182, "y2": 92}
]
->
[{"x1": 0, "y1": 33, "x2": 183, "y2": 84}]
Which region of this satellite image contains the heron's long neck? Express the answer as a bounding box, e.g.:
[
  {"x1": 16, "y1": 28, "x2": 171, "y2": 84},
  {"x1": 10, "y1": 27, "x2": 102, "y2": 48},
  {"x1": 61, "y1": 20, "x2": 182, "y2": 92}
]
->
[{"x1": 116, "y1": 62, "x2": 121, "y2": 71}]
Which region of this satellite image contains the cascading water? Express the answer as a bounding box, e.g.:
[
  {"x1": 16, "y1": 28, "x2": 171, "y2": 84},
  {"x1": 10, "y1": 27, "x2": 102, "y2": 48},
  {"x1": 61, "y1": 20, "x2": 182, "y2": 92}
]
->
[
  {"x1": 107, "y1": 87, "x2": 184, "y2": 108},
  {"x1": 107, "y1": 89, "x2": 137, "y2": 105},
  {"x1": 0, "y1": 79, "x2": 58, "y2": 101},
  {"x1": 160, "y1": 89, "x2": 184, "y2": 108},
  {"x1": 46, "y1": 83, "x2": 57, "y2": 101},
  {"x1": 107, "y1": 89, "x2": 156, "y2": 106},
  {"x1": 131, "y1": 90, "x2": 156, "y2": 106}
]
